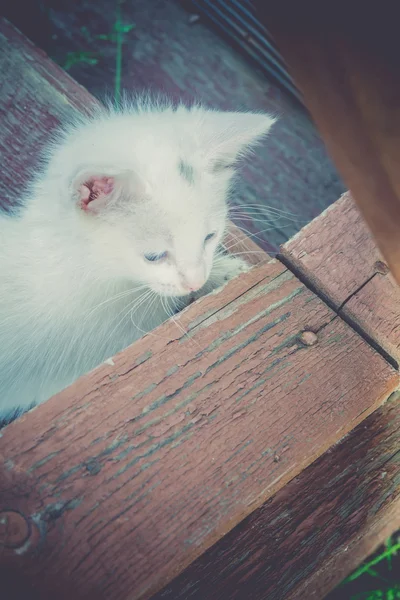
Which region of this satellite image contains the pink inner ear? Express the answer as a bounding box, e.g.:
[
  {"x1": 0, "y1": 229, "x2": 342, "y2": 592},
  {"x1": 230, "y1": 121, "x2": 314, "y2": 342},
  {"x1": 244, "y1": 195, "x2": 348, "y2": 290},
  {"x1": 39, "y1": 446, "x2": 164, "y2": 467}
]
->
[{"x1": 79, "y1": 176, "x2": 115, "y2": 212}]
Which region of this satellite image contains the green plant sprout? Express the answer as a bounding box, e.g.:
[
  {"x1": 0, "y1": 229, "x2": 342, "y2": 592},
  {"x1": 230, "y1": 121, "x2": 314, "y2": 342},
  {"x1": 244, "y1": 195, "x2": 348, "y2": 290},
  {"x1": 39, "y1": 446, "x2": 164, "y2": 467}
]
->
[
  {"x1": 95, "y1": 0, "x2": 135, "y2": 102},
  {"x1": 344, "y1": 539, "x2": 400, "y2": 584},
  {"x1": 64, "y1": 1, "x2": 135, "y2": 102},
  {"x1": 338, "y1": 536, "x2": 400, "y2": 600},
  {"x1": 63, "y1": 51, "x2": 98, "y2": 70},
  {"x1": 350, "y1": 587, "x2": 400, "y2": 600}
]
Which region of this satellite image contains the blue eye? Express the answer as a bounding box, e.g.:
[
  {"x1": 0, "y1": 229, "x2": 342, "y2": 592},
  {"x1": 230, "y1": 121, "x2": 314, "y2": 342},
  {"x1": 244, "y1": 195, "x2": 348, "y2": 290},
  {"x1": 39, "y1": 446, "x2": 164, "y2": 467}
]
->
[
  {"x1": 204, "y1": 232, "x2": 216, "y2": 243},
  {"x1": 144, "y1": 251, "x2": 167, "y2": 262}
]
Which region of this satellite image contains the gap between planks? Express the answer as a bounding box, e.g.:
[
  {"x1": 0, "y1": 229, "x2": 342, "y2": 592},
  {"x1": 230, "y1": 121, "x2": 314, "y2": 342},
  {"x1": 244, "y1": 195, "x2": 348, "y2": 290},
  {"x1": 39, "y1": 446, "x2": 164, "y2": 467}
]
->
[{"x1": 277, "y1": 251, "x2": 398, "y2": 370}]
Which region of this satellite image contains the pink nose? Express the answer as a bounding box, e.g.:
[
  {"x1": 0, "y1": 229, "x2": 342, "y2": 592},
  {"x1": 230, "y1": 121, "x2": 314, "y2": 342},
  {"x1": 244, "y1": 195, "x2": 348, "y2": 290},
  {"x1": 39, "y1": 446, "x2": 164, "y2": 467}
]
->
[
  {"x1": 187, "y1": 280, "x2": 204, "y2": 292},
  {"x1": 182, "y1": 272, "x2": 206, "y2": 292},
  {"x1": 181, "y1": 266, "x2": 206, "y2": 293}
]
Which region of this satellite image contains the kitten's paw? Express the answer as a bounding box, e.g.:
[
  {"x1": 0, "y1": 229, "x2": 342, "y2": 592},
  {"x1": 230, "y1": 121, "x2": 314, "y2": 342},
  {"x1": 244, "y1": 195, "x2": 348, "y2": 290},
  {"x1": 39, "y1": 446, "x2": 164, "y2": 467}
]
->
[
  {"x1": 219, "y1": 255, "x2": 249, "y2": 283},
  {"x1": 192, "y1": 255, "x2": 249, "y2": 300}
]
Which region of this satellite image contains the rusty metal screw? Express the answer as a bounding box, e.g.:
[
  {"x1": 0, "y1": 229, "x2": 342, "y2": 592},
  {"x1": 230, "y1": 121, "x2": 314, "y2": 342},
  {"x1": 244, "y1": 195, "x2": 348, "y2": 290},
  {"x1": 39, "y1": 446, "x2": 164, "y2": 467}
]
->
[
  {"x1": 0, "y1": 511, "x2": 31, "y2": 549},
  {"x1": 299, "y1": 331, "x2": 318, "y2": 346}
]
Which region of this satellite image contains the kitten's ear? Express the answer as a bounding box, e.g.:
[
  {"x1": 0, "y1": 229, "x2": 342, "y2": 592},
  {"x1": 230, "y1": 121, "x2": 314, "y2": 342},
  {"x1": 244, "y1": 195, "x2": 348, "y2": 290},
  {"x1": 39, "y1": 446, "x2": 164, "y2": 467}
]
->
[
  {"x1": 200, "y1": 111, "x2": 276, "y2": 166},
  {"x1": 76, "y1": 175, "x2": 117, "y2": 213},
  {"x1": 72, "y1": 171, "x2": 144, "y2": 214}
]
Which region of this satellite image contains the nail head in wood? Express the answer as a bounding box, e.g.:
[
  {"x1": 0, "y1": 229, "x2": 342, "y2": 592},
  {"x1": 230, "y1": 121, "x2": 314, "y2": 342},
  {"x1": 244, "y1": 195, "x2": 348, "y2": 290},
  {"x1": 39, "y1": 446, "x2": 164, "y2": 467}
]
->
[
  {"x1": 299, "y1": 331, "x2": 319, "y2": 346},
  {"x1": 0, "y1": 511, "x2": 30, "y2": 549}
]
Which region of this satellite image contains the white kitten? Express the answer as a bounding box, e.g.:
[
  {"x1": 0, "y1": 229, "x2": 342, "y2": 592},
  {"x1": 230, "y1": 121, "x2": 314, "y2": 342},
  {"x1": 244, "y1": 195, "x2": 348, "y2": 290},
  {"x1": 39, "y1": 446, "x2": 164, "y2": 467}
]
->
[{"x1": 0, "y1": 99, "x2": 275, "y2": 421}]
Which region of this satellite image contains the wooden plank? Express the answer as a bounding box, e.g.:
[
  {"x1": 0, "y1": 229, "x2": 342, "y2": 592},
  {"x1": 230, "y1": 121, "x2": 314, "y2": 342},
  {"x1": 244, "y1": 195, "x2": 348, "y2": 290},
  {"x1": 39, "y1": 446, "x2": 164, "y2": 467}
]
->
[
  {"x1": 224, "y1": 223, "x2": 268, "y2": 266},
  {"x1": 281, "y1": 192, "x2": 400, "y2": 365},
  {"x1": 255, "y1": 2, "x2": 400, "y2": 281},
  {"x1": 0, "y1": 260, "x2": 397, "y2": 599},
  {"x1": 0, "y1": 18, "x2": 97, "y2": 211},
  {"x1": 153, "y1": 392, "x2": 400, "y2": 600}
]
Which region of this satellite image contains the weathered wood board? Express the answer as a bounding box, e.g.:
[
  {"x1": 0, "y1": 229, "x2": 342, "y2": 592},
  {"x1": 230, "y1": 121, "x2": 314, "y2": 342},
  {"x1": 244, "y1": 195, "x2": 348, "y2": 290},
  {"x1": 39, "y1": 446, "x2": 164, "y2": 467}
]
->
[
  {"x1": 281, "y1": 192, "x2": 400, "y2": 365},
  {"x1": 223, "y1": 223, "x2": 268, "y2": 266},
  {"x1": 154, "y1": 392, "x2": 400, "y2": 600},
  {"x1": 0, "y1": 260, "x2": 397, "y2": 599},
  {"x1": 0, "y1": 18, "x2": 97, "y2": 211},
  {"x1": 255, "y1": 3, "x2": 400, "y2": 280}
]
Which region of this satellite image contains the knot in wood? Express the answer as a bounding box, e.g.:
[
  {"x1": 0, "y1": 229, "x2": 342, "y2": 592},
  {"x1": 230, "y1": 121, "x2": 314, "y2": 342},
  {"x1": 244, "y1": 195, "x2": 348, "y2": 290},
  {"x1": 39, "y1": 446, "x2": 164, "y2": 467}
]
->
[
  {"x1": 0, "y1": 510, "x2": 31, "y2": 549},
  {"x1": 299, "y1": 331, "x2": 318, "y2": 346},
  {"x1": 374, "y1": 260, "x2": 390, "y2": 275}
]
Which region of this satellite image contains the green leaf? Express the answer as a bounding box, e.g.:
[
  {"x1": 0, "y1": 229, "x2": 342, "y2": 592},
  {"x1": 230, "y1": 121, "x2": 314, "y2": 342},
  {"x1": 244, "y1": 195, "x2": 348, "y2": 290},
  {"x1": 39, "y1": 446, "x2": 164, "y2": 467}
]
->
[
  {"x1": 114, "y1": 21, "x2": 135, "y2": 34},
  {"x1": 349, "y1": 585, "x2": 400, "y2": 600},
  {"x1": 121, "y1": 23, "x2": 135, "y2": 32},
  {"x1": 366, "y1": 568, "x2": 380, "y2": 578},
  {"x1": 63, "y1": 51, "x2": 98, "y2": 70},
  {"x1": 350, "y1": 590, "x2": 383, "y2": 600},
  {"x1": 343, "y1": 540, "x2": 400, "y2": 584}
]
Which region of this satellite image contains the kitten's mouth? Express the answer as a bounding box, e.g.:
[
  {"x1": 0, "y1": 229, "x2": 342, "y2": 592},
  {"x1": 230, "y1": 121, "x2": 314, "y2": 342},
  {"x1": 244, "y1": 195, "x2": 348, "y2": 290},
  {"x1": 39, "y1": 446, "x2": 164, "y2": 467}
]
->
[
  {"x1": 149, "y1": 284, "x2": 191, "y2": 298},
  {"x1": 151, "y1": 276, "x2": 209, "y2": 298},
  {"x1": 161, "y1": 289, "x2": 192, "y2": 298}
]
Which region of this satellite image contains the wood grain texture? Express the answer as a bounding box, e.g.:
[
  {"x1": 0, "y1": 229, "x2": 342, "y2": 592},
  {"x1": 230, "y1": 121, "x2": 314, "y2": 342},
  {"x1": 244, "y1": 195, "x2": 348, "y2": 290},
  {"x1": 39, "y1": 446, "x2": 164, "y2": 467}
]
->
[
  {"x1": 255, "y1": 2, "x2": 400, "y2": 280},
  {"x1": 0, "y1": 260, "x2": 397, "y2": 599},
  {"x1": 224, "y1": 223, "x2": 269, "y2": 266},
  {"x1": 0, "y1": 18, "x2": 97, "y2": 210},
  {"x1": 154, "y1": 392, "x2": 400, "y2": 600},
  {"x1": 281, "y1": 192, "x2": 400, "y2": 364}
]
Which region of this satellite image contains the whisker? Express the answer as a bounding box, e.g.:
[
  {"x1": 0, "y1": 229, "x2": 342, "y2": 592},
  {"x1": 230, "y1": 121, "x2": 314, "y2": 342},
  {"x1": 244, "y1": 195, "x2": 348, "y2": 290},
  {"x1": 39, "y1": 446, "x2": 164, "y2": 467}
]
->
[
  {"x1": 225, "y1": 224, "x2": 293, "y2": 248},
  {"x1": 84, "y1": 285, "x2": 149, "y2": 319},
  {"x1": 108, "y1": 289, "x2": 153, "y2": 341},
  {"x1": 231, "y1": 214, "x2": 304, "y2": 226},
  {"x1": 169, "y1": 296, "x2": 201, "y2": 348},
  {"x1": 166, "y1": 297, "x2": 190, "y2": 338},
  {"x1": 217, "y1": 250, "x2": 268, "y2": 257},
  {"x1": 132, "y1": 292, "x2": 173, "y2": 341},
  {"x1": 135, "y1": 290, "x2": 181, "y2": 341},
  {"x1": 229, "y1": 203, "x2": 302, "y2": 217},
  {"x1": 132, "y1": 290, "x2": 157, "y2": 334}
]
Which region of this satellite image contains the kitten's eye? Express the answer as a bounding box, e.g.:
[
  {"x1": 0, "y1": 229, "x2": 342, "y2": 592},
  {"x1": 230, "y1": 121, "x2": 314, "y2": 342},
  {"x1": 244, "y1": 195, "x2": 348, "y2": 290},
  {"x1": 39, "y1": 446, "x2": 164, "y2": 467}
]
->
[
  {"x1": 211, "y1": 160, "x2": 235, "y2": 173},
  {"x1": 204, "y1": 232, "x2": 216, "y2": 244},
  {"x1": 144, "y1": 251, "x2": 168, "y2": 263}
]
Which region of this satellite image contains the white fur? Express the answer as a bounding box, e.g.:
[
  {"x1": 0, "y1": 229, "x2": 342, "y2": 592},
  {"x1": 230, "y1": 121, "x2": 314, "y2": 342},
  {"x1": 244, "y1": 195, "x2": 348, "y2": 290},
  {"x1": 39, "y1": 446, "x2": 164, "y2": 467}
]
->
[{"x1": 0, "y1": 99, "x2": 275, "y2": 420}]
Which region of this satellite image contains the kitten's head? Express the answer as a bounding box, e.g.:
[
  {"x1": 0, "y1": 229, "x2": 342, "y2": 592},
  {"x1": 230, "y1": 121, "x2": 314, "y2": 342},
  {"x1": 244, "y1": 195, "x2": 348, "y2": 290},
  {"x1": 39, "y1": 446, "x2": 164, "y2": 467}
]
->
[{"x1": 50, "y1": 102, "x2": 275, "y2": 296}]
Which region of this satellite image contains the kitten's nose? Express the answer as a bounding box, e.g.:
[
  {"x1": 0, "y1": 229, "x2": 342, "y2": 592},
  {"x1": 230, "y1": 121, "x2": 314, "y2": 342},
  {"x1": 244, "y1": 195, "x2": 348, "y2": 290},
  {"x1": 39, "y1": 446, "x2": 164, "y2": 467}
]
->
[
  {"x1": 186, "y1": 279, "x2": 205, "y2": 292},
  {"x1": 182, "y1": 268, "x2": 206, "y2": 292},
  {"x1": 188, "y1": 282, "x2": 203, "y2": 292}
]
